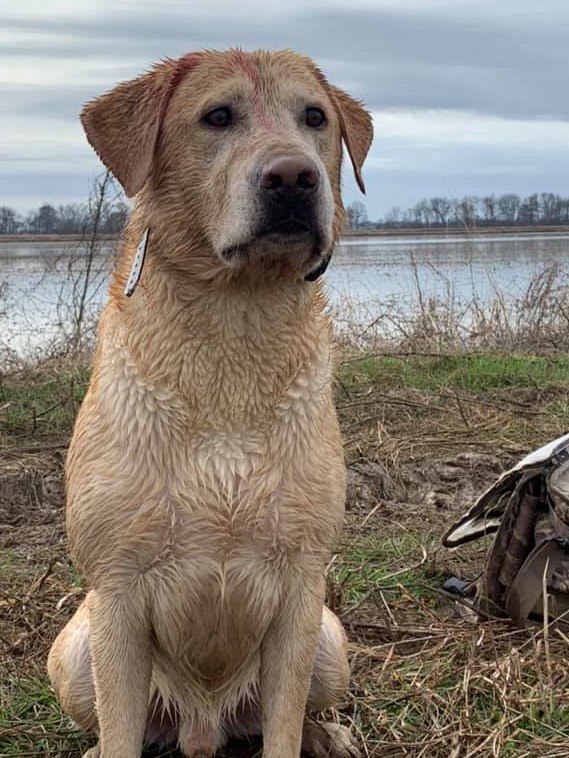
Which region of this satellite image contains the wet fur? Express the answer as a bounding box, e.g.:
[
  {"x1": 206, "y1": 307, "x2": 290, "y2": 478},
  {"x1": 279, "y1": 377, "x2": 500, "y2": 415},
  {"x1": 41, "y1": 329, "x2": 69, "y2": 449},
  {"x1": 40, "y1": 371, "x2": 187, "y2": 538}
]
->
[{"x1": 47, "y1": 48, "x2": 373, "y2": 758}]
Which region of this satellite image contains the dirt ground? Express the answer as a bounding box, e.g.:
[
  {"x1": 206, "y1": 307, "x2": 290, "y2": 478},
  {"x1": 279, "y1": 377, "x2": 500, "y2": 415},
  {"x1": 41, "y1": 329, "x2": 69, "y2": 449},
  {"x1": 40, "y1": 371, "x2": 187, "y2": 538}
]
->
[
  {"x1": 3, "y1": 370, "x2": 569, "y2": 756},
  {"x1": 0, "y1": 439, "x2": 508, "y2": 755}
]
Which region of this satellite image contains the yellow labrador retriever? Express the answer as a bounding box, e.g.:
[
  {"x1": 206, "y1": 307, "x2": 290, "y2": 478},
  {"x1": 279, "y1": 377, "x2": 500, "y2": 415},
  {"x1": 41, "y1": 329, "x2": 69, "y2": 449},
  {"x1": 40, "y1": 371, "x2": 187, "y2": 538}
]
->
[{"x1": 48, "y1": 49, "x2": 373, "y2": 758}]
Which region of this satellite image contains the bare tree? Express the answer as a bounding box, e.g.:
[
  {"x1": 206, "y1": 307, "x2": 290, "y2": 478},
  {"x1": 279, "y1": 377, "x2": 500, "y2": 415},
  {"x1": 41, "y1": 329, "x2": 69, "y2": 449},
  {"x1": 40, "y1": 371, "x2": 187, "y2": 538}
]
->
[
  {"x1": 429, "y1": 197, "x2": 452, "y2": 226},
  {"x1": 56, "y1": 203, "x2": 89, "y2": 234},
  {"x1": 497, "y1": 193, "x2": 520, "y2": 223},
  {"x1": 518, "y1": 193, "x2": 539, "y2": 225},
  {"x1": 346, "y1": 200, "x2": 368, "y2": 229},
  {"x1": 413, "y1": 199, "x2": 434, "y2": 226},
  {"x1": 34, "y1": 203, "x2": 58, "y2": 234},
  {"x1": 102, "y1": 199, "x2": 129, "y2": 233},
  {"x1": 0, "y1": 207, "x2": 20, "y2": 234},
  {"x1": 559, "y1": 198, "x2": 569, "y2": 223},
  {"x1": 372, "y1": 190, "x2": 569, "y2": 228},
  {"x1": 481, "y1": 195, "x2": 497, "y2": 224},
  {"x1": 454, "y1": 196, "x2": 478, "y2": 229},
  {"x1": 410, "y1": 202, "x2": 423, "y2": 226},
  {"x1": 540, "y1": 192, "x2": 558, "y2": 224},
  {"x1": 51, "y1": 170, "x2": 122, "y2": 355},
  {"x1": 384, "y1": 206, "x2": 402, "y2": 227}
]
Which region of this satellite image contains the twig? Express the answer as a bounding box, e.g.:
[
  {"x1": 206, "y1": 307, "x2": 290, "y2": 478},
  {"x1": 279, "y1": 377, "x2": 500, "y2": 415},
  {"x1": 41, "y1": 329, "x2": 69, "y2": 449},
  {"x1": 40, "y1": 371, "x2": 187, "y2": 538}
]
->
[
  {"x1": 0, "y1": 443, "x2": 67, "y2": 455},
  {"x1": 27, "y1": 558, "x2": 57, "y2": 596}
]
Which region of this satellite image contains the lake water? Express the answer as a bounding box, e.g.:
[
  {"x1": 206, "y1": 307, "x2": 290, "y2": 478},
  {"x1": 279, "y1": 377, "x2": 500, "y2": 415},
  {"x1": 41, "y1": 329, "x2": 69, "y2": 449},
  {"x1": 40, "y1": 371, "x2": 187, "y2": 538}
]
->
[{"x1": 2, "y1": 233, "x2": 569, "y2": 361}]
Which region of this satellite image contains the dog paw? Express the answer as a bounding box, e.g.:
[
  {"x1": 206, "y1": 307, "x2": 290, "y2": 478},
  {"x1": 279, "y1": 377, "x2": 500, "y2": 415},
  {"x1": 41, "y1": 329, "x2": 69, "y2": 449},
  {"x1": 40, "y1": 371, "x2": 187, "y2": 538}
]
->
[
  {"x1": 302, "y1": 721, "x2": 361, "y2": 758},
  {"x1": 82, "y1": 745, "x2": 100, "y2": 758}
]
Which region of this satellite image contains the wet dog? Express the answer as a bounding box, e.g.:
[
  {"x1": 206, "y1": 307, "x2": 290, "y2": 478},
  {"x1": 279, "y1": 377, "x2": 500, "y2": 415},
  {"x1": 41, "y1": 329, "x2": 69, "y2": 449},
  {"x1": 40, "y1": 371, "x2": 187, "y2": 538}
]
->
[{"x1": 48, "y1": 49, "x2": 373, "y2": 758}]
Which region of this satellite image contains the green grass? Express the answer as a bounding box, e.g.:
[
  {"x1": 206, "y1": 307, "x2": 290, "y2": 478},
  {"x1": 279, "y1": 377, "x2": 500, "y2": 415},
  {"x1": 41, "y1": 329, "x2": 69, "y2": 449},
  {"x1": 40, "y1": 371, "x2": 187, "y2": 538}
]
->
[
  {"x1": 0, "y1": 545, "x2": 83, "y2": 589},
  {"x1": 3, "y1": 353, "x2": 569, "y2": 445},
  {"x1": 338, "y1": 354, "x2": 569, "y2": 394},
  {"x1": 0, "y1": 552, "x2": 88, "y2": 756},
  {"x1": 0, "y1": 362, "x2": 90, "y2": 442},
  {"x1": 0, "y1": 677, "x2": 87, "y2": 756},
  {"x1": 4, "y1": 350, "x2": 569, "y2": 756},
  {"x1": 329, "y1": 531, "x2": 442, "y2": 606},
  {"x1": 0, "y1": 549, "x2": 22, "y2": 579}
]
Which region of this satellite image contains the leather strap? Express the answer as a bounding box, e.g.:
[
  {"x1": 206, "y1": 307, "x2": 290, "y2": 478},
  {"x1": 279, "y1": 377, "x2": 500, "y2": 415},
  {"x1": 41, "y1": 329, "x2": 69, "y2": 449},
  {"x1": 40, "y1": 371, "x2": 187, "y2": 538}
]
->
[
  {"x1": 304, "y1": 255, "x2": 331, "y2": 282},
  {"x1": 505, "y1": 539, "x2": 568, "y2": 625}
]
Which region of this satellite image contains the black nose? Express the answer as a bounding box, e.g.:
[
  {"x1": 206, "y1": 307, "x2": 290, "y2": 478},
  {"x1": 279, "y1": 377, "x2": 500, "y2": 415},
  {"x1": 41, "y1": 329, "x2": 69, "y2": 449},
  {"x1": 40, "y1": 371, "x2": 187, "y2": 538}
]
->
[{"x1": 261, "y1": 155, "x2": 320, "y2": 198}]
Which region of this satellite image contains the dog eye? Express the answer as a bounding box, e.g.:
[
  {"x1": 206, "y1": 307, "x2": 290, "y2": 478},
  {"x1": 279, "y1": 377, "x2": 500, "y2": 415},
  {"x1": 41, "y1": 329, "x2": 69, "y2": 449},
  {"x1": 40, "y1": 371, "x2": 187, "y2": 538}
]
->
[
  {"x1": 305, "y1": 107, "x2": 326, "y2": 128},
  {"x1": 203, "y1": 107, "x2": 233, "y2": 128}
]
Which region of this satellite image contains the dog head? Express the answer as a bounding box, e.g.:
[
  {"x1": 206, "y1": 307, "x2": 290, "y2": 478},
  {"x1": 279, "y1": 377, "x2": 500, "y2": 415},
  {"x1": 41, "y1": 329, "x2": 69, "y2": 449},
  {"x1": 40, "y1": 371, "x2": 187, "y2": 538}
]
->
[{"x1": 81, "y1": 49, "x2": 373, "y2": 281}]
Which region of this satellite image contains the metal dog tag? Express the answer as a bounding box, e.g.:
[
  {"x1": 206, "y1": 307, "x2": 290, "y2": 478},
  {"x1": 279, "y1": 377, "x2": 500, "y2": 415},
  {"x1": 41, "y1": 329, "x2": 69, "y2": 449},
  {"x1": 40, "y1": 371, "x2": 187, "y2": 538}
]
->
[{"x1": 124, "y1": 228, "x2": 150, "y2": 297}]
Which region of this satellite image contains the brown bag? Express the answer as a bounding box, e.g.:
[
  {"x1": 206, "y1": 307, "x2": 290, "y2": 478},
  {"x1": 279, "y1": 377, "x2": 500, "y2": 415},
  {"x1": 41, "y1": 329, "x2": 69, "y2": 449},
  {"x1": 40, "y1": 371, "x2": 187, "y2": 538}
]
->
[{"x1": 442, "y1": 433, "x2": 569, "y2": 626}]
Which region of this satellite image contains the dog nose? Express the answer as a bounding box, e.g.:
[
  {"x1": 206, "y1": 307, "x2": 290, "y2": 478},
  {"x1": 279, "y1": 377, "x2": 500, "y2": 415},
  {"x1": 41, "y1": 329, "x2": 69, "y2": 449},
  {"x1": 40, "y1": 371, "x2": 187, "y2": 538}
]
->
[{"x1": 261, "y1": 156, "x2": 320, "y2": 197}]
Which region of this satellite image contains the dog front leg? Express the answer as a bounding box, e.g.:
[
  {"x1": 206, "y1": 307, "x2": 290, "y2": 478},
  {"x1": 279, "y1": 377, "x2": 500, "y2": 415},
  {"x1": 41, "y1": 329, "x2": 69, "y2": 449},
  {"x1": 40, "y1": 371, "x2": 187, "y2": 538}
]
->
[
  {"x1": 89, "y1": 590, "x2": 152, "y2": 758},
  {"x1": 260, "y1": 573, "x2": 325, "y2": 758}
]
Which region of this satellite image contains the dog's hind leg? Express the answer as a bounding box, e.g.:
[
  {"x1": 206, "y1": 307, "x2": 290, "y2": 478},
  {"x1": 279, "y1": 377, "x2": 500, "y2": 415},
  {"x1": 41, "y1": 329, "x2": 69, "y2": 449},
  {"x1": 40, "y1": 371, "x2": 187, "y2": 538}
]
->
[
  {"x1": 48, "y1": 595, "x2": 98, "y2": 736},
  {"x1": 304, "y1": 606, "x2": 360, "y2": 758},
  {"x1": 49, "y1": 598, "x2": 357, "y2": 758},
  {"x1": 48, "y1": 589, "x2": 153, "y2": 758},
  {"x1": 306, "y1": 606, "x2": 351, "y2": 711}
]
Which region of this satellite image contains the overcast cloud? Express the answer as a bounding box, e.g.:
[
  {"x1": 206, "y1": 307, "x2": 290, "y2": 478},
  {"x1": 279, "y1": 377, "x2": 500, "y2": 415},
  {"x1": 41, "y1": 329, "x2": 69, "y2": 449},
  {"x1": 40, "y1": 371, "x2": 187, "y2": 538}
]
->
[{"x1": 1, "y1": 0, "x2": 568, "y2": 218}]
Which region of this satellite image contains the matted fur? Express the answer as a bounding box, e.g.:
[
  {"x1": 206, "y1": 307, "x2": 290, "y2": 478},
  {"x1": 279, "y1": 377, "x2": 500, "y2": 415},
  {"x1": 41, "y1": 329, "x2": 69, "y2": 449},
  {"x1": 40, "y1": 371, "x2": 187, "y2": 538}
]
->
[{"x1": 47, "y1": 48, "x2": 373, "y2": 758}]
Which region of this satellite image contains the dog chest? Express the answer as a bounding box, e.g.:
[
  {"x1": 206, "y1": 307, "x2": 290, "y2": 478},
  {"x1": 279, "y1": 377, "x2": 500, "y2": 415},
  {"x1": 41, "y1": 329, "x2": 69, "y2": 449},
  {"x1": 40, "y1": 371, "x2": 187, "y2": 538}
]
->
[{"x1": 146, "y1": 535, "x2": 290, "y2": 686}]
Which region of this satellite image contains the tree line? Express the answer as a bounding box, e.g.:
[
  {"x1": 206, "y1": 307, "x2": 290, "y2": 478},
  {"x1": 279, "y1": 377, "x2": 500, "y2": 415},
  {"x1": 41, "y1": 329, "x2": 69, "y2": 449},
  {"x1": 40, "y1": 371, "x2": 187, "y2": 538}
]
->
[
  {"x1": 347, "y1": 192, "x2": 569, "y2": 230},
  {"x1": 1, "y1": 190, "x2": 568, "y2": 236},
  {"x1": 0, "y1": 199, "x2": 129, "y2": 235}
]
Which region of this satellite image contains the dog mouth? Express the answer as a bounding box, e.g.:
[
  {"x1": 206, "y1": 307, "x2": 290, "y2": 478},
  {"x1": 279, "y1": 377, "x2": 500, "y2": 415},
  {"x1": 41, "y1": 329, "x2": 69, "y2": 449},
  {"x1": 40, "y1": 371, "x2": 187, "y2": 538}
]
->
[
  {"x1": 221, "y1": 226, "x2": 325, "y2": 266},
  {"x1": 219, "y1": 214, "x2": 326, "y2": 265},
  {"x1": 257, "y1": 215, "x2": 316, "y2": 243}
]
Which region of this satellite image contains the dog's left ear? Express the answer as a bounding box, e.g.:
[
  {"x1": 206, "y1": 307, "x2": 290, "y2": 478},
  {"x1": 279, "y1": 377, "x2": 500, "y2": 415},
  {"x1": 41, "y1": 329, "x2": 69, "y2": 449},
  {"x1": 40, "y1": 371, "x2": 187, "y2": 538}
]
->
[
  {"x1": 80, "y1": 54, "x2": 202, "y2": 198},
  {"x1": 329, "y1": 86, "x2": 373, "y2": 194}
]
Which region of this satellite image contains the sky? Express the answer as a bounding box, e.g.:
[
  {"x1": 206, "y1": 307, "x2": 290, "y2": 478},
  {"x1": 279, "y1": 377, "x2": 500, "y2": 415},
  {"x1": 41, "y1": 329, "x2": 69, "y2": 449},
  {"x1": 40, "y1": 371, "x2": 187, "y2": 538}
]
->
[{"x1": 1, "y1": 0, "x2": 568, "y2": 221}]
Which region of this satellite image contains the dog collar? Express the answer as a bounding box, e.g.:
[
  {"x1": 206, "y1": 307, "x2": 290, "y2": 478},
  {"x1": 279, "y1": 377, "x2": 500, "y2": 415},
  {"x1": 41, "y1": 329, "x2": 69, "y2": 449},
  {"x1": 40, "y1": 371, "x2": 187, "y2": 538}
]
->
[
  {"x1": 126, "y1": 228, "x2": 329, "y2": 292},
  {"x1": 124, "y1": 228, "x2": 150, "y2": 297},
  {"x1": 304, "y1": 256, "x2": 331, "y2": 282}
]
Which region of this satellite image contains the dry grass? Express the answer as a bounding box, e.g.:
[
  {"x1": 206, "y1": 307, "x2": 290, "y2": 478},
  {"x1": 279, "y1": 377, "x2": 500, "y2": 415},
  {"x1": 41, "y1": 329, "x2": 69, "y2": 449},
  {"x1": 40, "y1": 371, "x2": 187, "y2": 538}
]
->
[
  {"x1": 335, "y1": 262, "x2": 569, "y2": 356},
  {"x1": 4, "y1": 476, "x2": 569, "y2": 757},
  {"x1": 3, "y1": 348, "x2": 569, "y2": 756},
  {"x1": 324, "y1": 504, "x2": 569, "y2": 758},
  {"x1": 330, "y1": 349, "x2": 569, "y2": 756}
]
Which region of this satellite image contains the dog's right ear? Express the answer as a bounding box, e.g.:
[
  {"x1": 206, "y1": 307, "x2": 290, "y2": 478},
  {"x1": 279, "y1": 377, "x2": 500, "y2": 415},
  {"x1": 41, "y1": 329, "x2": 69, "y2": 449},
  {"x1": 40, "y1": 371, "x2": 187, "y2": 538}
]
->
[
  {"x1": 328, "y1": 85, "x2": 373, "y2": 195},
  {"x1": 80, "y1": 55, "x2": 201, "y2": 198}
]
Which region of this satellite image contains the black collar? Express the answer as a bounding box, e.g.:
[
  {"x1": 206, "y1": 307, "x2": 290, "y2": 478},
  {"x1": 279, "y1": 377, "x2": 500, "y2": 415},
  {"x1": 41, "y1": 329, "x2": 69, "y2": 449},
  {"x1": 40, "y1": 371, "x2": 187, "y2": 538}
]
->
[{"x1": 304, "y1": 256, "x2": 331, "y2": 282}]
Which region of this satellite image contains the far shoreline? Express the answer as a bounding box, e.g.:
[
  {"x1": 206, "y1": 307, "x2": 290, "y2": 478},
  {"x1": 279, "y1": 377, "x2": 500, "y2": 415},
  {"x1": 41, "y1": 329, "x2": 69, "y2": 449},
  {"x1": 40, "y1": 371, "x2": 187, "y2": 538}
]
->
[{"x1": 1, "y1": 224, "x2": 569, "y2": 244}]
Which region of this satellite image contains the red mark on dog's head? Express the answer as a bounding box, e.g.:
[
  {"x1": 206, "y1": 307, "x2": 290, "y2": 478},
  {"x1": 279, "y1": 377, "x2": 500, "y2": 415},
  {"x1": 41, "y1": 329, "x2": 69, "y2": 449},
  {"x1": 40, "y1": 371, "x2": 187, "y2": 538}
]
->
[
  {"x1": 171, "y1": 52, "x2": 205, "y2": 89},
  {"x1": 157, "y1": 52, "x2": 204, "y2": 128},
  {"x1": 231, "y1": 50, "x2": 271, "y2": 129}
]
